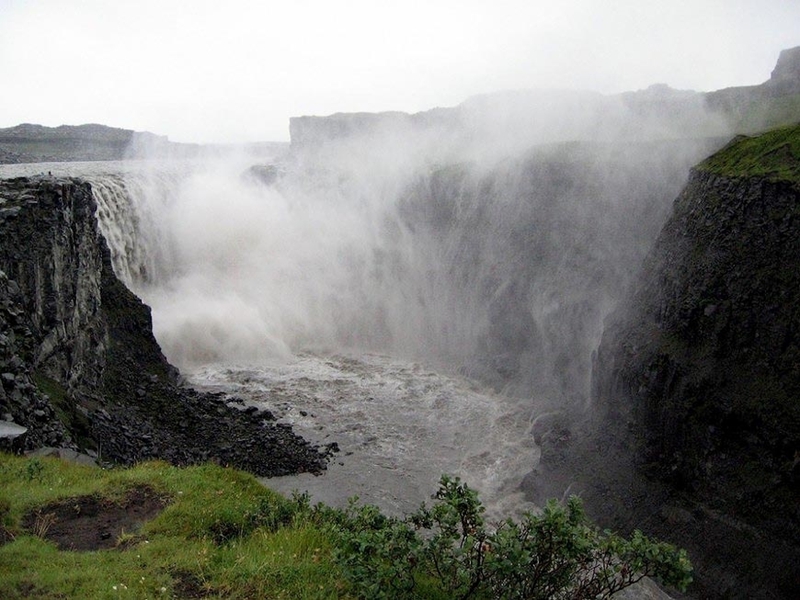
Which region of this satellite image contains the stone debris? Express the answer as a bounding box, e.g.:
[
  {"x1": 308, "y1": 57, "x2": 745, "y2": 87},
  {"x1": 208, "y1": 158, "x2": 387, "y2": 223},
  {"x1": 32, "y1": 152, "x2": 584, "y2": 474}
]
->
[{"x1": 0, "y1": 176, "x2": 328, "y2": 477}]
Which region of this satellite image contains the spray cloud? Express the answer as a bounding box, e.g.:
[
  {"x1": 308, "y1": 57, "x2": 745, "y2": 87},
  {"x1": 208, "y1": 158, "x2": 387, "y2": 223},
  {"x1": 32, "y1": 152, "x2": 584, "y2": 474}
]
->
[{"x1": 82, "y1": 88, "x2": 732, "y2": 412}]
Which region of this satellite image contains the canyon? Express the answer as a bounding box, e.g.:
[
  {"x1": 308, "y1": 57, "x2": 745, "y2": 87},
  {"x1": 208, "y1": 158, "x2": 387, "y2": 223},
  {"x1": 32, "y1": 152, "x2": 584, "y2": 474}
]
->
[{"x1": 1, "y1": 46, "x2": 799, "y2": 599}]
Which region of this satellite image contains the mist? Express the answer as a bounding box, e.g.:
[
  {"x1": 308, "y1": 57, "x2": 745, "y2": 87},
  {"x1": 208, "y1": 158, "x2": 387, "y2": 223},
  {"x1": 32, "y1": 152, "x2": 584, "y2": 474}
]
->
[{"x1": 84, "y1": 88, "x2": 732, "y2": 415}]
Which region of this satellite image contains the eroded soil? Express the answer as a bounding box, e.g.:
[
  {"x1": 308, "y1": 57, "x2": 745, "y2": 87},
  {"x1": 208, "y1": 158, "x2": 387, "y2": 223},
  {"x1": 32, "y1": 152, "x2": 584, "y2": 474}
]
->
[{"x1": 21, "y1": 486, "x2": 167, "y2": 551}]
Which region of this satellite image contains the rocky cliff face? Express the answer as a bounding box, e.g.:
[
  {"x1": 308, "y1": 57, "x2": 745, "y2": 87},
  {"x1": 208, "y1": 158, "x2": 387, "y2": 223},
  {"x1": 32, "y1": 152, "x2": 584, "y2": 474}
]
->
[
  {"x1": 589, "y1": 127, "x2": 800, "y2": 598},
  {"x1": 0, "y1": 176, "x2": 329, "y2": 476},
  {"x1": 767, "y1": 46, "x2": 800, "y2": 96}
]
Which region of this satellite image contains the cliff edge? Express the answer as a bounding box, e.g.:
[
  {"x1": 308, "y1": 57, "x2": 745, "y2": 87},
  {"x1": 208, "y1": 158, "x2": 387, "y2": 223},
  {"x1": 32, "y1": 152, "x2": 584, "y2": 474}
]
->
[
  {"x1": 589, "y1": 125, "x2": 800, "y2": 598},
  {"x1": 0, "y1": 176, "x2": 329, "y2": 476}
]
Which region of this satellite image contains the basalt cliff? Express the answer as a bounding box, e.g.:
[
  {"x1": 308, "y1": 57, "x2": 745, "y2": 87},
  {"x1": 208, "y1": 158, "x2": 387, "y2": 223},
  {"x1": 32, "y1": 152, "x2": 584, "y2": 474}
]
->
[
  {"x1": 529, "y1": 126, "x2": 800, "y2": 599},
  {"x1": 0, "y1": 176, "x2": 328, "y2": 476}
]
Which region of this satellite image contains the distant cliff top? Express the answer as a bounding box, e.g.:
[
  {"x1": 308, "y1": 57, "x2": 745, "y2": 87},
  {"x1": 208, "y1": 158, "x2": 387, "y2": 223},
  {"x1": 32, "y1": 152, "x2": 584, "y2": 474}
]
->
[
  {"x1": 768, "y1": 45, "x2": 800, "y2": 94},
  {"x1": 0, "y1": 123, "x2": 183, "y2": 164},
  {"x1": 0, "y1": 123, "x2": 288, "y2": 165},
  {"x1": 290, "y1": 47, "x2": 800, "y2": 152},
  {"x1": 0, "y1": 123, "x2": 165, "y2": 143}
]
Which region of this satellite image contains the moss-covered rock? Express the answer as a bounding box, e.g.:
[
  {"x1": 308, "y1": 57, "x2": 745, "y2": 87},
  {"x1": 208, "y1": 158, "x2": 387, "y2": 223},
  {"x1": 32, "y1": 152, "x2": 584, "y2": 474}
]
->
[{"x1": 696, "y1": 123, "x2": 800, "y2": 183}]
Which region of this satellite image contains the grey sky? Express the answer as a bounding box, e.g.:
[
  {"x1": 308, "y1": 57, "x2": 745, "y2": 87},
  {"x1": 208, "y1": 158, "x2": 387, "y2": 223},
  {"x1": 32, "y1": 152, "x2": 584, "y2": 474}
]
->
[{"x1": 0, "y1": 0, "x2": 798, "y2": 143}]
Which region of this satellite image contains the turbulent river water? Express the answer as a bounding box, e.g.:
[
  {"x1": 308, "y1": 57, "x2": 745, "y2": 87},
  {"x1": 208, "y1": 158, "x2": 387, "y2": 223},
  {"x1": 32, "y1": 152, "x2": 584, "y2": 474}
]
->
[
  {"x1": 0, "y1": 158, "x2": 544, "y2": 518},
  {"x1": 0, "y1": 134, "x2": 707, "y2": 525},
  {"x1": 189, "y1": 353, "x2": 539, "y2": 518}
]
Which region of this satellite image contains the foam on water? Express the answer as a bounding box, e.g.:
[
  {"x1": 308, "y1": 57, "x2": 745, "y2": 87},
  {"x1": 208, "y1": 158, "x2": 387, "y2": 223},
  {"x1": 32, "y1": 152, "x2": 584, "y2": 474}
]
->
[
  {"x1": 0, "y1": 138, "x2": 703, "y2": 520},
  {"x1": 188, "y1": 352, "x2": 539, "y2": 518}
]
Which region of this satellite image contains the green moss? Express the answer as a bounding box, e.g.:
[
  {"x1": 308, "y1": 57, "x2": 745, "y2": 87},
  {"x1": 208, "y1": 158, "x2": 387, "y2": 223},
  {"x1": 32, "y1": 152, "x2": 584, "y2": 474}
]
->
[
  {"x1": 697, "y1": 123, "x2": 800, "y2": 182},
  {"x1": 31, "y1": 373, "x2": 67, "y2": 407},
  {"x1": 32, "y1": 372, "x2": 95, "y2": 450}
]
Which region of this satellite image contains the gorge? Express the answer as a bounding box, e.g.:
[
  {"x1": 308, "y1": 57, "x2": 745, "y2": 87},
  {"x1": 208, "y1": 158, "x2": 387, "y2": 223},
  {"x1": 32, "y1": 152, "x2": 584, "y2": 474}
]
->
[{"x1": 1, "y1": 47, "x2": 799, "y2": 599}]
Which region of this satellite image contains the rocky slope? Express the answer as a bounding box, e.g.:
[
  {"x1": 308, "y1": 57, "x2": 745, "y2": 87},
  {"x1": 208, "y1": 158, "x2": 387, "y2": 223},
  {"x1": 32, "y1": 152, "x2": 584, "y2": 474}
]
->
[
  {"x1": 0, "y1": 176, "x2": 329, "y2": 476},
  {"x1": 577, "y1": 125, "x2": 800, "y2": 598}
]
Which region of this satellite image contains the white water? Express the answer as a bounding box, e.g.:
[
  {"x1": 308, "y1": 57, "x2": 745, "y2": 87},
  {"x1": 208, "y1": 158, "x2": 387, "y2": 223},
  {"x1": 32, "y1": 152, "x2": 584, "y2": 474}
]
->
[
  {"x1": 190, "y1": 352, "x2": 538, "y2": 517},
  {"x1": 0, "y1": 127, "x2": 709, "y2": 519},
  {"x1": 0, "y1": 158, "x2": 544, "y2": 517}
]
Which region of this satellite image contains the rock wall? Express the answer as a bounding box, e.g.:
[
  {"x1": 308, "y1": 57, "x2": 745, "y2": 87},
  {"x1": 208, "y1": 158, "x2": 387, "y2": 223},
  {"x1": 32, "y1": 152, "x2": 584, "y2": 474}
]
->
[
  {"x1": 595, "y1": 170, "x2": 800, "y2": 492},
  {"x1": 766, "y1": 46, "x2": 800, "y2": 96},
  {"x1": 0, "y1": 176, "x2": 329, "y2": 476},
  {"x1": 0, "y1": 268, "x2": 70, "y2": 450},
  {"x1": 590, "y1": 168, "x2": 800, "y2": 597}
]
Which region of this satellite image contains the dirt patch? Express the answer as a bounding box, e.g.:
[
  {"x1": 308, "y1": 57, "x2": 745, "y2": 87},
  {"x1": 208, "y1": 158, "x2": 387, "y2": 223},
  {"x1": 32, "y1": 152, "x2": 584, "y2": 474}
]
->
[
  {"x1": 22, "y1": 486, "x2": 168, "y2": 551},
  {"x1": 171, "y1": 569, "x2": 211, "y2": 599},
  {"x1": 0, "y1": 526, "x2": 13, "y2": 546}
]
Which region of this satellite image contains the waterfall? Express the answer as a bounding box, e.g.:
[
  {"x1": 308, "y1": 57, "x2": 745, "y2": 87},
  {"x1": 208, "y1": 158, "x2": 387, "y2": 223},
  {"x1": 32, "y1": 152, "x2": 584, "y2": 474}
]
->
[
  {"x1": 78, "y1": 137, "x2": 713, "y2": 409},
  {"x1": 91, "y1": 170, "x2": 179, "y2": 290},
  {"x1": 0, "y1": 135, "x2": 720, "y2": 516}
]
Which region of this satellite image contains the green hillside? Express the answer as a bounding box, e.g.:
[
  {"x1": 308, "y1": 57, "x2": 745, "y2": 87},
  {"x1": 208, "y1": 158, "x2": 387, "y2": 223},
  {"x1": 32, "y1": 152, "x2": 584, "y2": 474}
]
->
[{"x1": 697, "y1": 122, "x2": 800, "y2": 183}]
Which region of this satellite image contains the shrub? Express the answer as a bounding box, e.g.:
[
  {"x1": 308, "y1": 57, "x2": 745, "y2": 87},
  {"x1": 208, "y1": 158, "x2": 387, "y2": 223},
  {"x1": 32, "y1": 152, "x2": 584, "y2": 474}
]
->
[{"x1": 332, "y1": 475, "x2": 692, "y2": 599}]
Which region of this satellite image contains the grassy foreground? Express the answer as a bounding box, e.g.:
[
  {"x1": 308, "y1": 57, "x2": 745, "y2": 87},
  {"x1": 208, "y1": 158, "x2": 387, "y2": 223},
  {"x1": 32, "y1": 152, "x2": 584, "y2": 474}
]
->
[
  {"x1": 0, "y1": 453, "x2": 691, "y2": 599},
  {"x1": 0, "y1": 455, "x2": 343, "y2": 599}
]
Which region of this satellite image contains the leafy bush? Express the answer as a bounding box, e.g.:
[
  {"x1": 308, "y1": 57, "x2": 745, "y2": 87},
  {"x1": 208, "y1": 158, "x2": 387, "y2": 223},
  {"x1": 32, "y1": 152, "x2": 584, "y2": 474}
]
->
[
  {"x1": 332, "y1": 475, "x2": 692, "y2": 599},
  {"x1": 0, "y1": 454, "x2": 691, "y2": 599}
]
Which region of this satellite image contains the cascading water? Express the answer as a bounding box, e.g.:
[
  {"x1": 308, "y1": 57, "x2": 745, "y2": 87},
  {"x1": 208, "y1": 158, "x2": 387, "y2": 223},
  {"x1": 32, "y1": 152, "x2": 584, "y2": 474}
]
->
[
  {"x1": 80, "y1": 154, "x2": 544, "y2": 513},
  {"x1": 0, "y1": 132, "x2": 716, "y2": 516}
]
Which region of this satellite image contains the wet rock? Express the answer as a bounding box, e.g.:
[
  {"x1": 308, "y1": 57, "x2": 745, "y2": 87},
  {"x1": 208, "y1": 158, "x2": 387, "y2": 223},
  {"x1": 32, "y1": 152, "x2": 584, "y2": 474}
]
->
[
  {"x1": 0, "y1": 177, "x2": 328, "y2": 477},
  {"x1": 591, "y1": 168, "x2": 800, "y2": 598}
]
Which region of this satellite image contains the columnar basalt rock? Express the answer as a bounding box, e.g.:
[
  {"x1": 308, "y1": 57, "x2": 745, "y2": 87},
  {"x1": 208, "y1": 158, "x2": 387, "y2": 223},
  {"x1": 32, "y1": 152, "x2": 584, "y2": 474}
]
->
[
  {"x1": 589, "y1": 130, "x2": 800, "y2": 598},
  {"x1": 0, "y1": 176, "x2": 329, "y2": 476}
]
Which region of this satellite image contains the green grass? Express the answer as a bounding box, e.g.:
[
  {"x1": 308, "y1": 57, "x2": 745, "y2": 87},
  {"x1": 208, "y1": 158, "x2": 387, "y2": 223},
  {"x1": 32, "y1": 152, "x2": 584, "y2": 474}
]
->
[
  {"x1": 697, "y1": 122, "x2": 800, "y2": 183},
  {"x1": 0, "y1": 454, "x2": 690, "y2": 599},
  {"x1": 0, "y1": 455, "x2": 350, "y2": 599}
]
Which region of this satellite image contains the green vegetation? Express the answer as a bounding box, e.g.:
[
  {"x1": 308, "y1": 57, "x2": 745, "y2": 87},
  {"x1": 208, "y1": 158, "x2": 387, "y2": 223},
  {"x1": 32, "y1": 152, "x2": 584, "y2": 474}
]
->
[
  {"x1": 32, "y1": 372, "x2": 95, "y2": 450},
  {"x1": 331, "y1": 476, "x2": 691, "y2": 599},
  {"x1": 697, "y1": 122, "x2": 800, "y2": 182},
  {"x1": 0, "y1": 454, "x2": 691, "y2": 599}
]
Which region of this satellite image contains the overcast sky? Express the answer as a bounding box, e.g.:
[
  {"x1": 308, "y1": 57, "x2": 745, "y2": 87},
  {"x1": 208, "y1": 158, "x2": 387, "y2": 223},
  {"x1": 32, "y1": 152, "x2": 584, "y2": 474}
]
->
[{"x1": 0, "y1": 0, "x2": 798, "y2": 143}]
